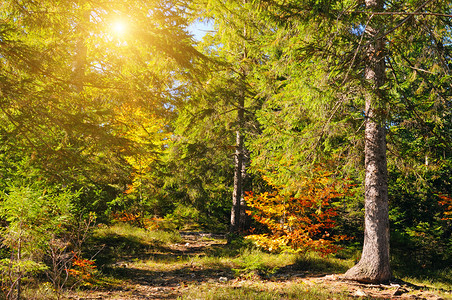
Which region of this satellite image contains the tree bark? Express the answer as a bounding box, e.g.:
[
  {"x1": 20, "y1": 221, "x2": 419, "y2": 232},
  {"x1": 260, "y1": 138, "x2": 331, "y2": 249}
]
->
[
  {"x1": 230, "y1": 11, "x2": 248, "y2": 237},
  {"x1": 344, "y1": 0, "x2": 392, "y2": 283},
  {"x1": 239, "y1": 147, "x2": 250, "y2": 230},
  {"x1": 230, "y1": 96, "x2": 245, "y2": 236}
]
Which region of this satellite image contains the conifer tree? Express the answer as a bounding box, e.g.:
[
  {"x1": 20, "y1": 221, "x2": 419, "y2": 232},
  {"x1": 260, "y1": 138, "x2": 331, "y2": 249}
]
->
[
  {"x1": 172, "y1": 0, "x2": 267, "y2": 234},
  {"x1": 242, "y1": 0, "x2": 451, "y2": 283},
  {"x1": 343, "y1": 0, "x2": 391, "y2": 282}
]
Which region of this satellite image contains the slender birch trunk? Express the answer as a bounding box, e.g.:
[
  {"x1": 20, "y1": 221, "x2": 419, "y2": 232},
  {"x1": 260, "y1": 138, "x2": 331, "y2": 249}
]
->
[
  {"x1": 230, "y1": 6, "x2": 248, "y2": 237},
  {"x1": 230, "y1": 95, "x2": 245, "y2": 235}
]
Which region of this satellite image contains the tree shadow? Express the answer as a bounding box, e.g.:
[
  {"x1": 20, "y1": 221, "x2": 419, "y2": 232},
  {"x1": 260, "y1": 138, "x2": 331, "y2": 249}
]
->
[
  {"x1": 103, "y1": 264, "x2": 234, "y2": 288},
  {"x1": 391, "y1": 248, "x2": 452, "y2": 288},
  {"x1": 85, "y1": 232, "x2": 178, "y2": 267},
  {"x1": 85, "y1": 230, "x2": 229, "y2": 271},
  {"x1": 272, "y1": 255, "x2": 351, "y2": 279}
]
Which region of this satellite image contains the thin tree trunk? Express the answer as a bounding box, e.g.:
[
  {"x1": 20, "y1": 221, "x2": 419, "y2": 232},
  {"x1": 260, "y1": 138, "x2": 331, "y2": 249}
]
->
[
  {"x1": 230, "y1": 96, "x2": 245, "y2": 236},
  {"x1": 239, "y1": 147, "x2": 250, "y2": 230},
  {"x1": 344, "y1": 0, "x2": 391, "y2": 283},
  {"x1": 230, "y1": 9, "x2": 248, "y2": 238},
  {"x1": 16, "y1": 222, "x2": 22, "y2": 300}
]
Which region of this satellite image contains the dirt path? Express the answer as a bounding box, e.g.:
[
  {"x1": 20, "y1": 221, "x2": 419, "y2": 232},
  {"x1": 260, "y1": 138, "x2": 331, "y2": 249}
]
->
[
  {"x1": 69, "y1": 232, "x2": 230, "y2": 299},
  {"x1": 68, "y1": 232, "x2": 450, "y2": 300}
]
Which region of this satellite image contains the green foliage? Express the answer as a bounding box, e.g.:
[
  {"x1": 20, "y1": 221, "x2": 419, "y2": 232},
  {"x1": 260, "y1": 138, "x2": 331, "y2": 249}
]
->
[
  {"x1": 389, "y1": 164, "x2": 452, "y2": 270},
  {"x1": 165, "y1": 203, "x2": 201, "y2": 230},
  {"x1": 0, "y1": 178, "x2": 84, "y2": 298},
  {"x1": 163, "y1": 66, "x2": 246, "y2": 229},
  {"x1": 0, "y1": 0, "x2": 205, "y2": 229},
  {"x1": 76, "y1": 184, "x2": 121, "y2": 223},
  {"x1": 0, "y1": 183, "x2": 75, "y2": 251},
  {"x1": 0, "y1": 152, "x2": 102, "y2": 297},
  {"x1": 163, "y1": 138, "x2": 234, "y2": 229},
  {"x1": 231, "y1": 248, "x2": 292, "y2": 278}
]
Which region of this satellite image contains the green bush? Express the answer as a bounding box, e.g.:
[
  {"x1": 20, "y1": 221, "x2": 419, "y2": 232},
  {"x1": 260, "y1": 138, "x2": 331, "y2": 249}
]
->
[
  {"x1": 0, "y1": 181, "x2": 94, "y2": 299},
  {"x1": 164, "y1": 203, "x2": 201, "y2": 230}
]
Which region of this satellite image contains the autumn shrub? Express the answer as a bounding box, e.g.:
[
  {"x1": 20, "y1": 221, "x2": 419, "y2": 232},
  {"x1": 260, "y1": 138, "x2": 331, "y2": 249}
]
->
[
  {"x1": 245, "y1": 172, "x2": 350, "y2": 255},
  {"x1": 438, "y1": 193, "x2": 452, "y2": 221},
  {"x1": 67, "y1": 252, "x2": 98, "y2": 286}
]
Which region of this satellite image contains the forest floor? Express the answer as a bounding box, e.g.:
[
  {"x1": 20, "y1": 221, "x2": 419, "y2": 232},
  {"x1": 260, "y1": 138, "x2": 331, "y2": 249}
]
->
[{"x1": 67, "y1": 231, "x2": 451, "y2": 300}]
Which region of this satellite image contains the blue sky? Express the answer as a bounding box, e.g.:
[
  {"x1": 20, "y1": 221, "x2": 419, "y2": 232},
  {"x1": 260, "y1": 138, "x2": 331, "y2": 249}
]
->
[{"x1": 187, "y1": 20, "x2": 214, "y2": 41}]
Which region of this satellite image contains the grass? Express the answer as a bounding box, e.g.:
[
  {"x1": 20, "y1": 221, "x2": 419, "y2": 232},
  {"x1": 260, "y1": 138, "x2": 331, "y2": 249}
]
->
[
  {"x1": 180, "y1": 280, "x2": 359, "y2": 300},
  {"x1": 233, "y1": 248, "x2": 296, "y2": 267},
  {"x1": 116, "y1": 238, "x2": 354, "y2": 282},
  {"x1": 295, "y1": 251, "x2": 354, "y2": 274},
  {"x1": 85, "y1": 223, "x2": 183, "y2": 268},
  {"x1": 387, "y1": 245, "x2": 452, "y2": 293},
  {"x1": 8, "y1": 222, "x2": 449, "y2": 300},
  {"x1": 93, "y1": 223, "x2": 183, "y2": 245},
  {"x1": 88, "y1": 226, "x2": 355, "y2": 280},
  {"x1": 395, "y1": 268, "x2": 452, "y2": 292}
]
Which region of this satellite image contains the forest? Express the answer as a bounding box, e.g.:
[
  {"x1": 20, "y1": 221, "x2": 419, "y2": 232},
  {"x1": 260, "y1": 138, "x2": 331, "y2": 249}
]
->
[{"x1": 0, "y1": 0, "x2": 451, "y2": 299}]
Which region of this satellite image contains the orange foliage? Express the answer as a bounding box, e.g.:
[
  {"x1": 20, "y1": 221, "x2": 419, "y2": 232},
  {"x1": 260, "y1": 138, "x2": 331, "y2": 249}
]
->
[
  {"x1": 111, "y1": 212, "x2": 165, "y2": 230},
  {"x1": 438, "y1": 193, "x2": 452, "y2": 221},
  {"x1": 142, "y1": 216, "x2": 166, "y2": 231},
  {"x1": 112, "y1": 212, "x2": 142, "y2": 226},
  {"x1": 68, "y1": 252, "x2": 97, "y2": 284},
  {"x1": 245, "y1": 171, "x2": 351, "y2": 255}
]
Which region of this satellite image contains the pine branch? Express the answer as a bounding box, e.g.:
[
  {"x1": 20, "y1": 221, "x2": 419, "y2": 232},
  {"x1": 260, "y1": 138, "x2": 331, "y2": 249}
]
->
[
  {"x1": 356, "y1": 11, "x2": 452, "y2": 18},
  {"x1": 373, "y1": 0, "x2": 437, "y2": 40}
]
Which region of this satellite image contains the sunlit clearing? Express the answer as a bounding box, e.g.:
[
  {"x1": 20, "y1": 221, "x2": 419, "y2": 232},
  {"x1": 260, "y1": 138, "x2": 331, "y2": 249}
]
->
[{"x1": 112, "y1": 20, "x2": 127, "y2": 36}]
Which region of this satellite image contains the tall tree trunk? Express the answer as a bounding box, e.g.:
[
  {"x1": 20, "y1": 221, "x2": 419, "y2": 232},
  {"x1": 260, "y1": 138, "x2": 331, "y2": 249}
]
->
[
  {"x1": 344, "y1": 0, "x2": 391, "y2": 283},
  {"x1": 230, "y1": 95, "x2": 245, "y2": 236},
  {"x1": 230, "y1": 12, "x2": 248, "y2": 237},
  {"x1": 239, "y1": 147, "x2": 250, "y2": 230}
]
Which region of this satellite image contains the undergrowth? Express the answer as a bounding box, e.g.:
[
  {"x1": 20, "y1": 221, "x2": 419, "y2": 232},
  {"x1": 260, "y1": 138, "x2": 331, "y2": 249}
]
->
[{"x1": 77, "y1": 225, "x2": 451, "y2": 299}]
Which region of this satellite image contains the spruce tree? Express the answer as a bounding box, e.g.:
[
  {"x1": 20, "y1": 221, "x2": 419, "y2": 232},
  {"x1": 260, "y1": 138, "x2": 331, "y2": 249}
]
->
[{"x1": 243, "y1": 0, "x2": 451, "y2": 283}]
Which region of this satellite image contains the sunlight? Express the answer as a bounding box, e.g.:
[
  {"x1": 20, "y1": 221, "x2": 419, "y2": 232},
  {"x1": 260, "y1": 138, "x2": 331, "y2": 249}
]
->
[{"x1": 112, "y1": 20, "x2": 127, "y2": 36}]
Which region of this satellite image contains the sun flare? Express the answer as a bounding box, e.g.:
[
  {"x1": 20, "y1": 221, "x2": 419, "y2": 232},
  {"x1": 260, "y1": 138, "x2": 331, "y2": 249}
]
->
[{"x1": 112, "y1": 20, "x2": 127, "y2": 36}]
